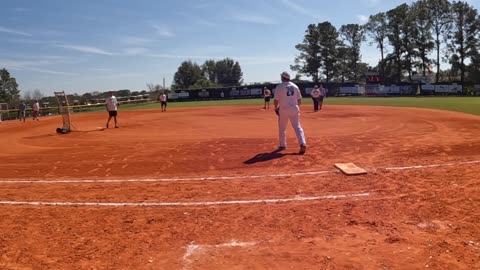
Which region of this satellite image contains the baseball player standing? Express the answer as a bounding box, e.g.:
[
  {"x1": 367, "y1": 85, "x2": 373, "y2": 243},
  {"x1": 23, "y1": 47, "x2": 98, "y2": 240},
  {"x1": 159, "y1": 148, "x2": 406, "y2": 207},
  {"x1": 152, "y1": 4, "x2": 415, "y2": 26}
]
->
[
  {"x1": 310, "y1": 85, "x2": 321, "y2": 112},
  {"x1": 32, "y1": 100, "x2": 40, "y2": 120},
  {"x1": 318, "y1": 84, "x2": 328, "y2": 110},
  {"x1": 159, "y1": 92, "x2": 167, "y2": 112},
  {"x1": 274, "y1": 71, "x2": 307, "y2": 154},
  {"x1": 105, "y1": 91, "x2": 119, "y2": 128},
  {"x1": 263, "y1": 87, "x2": 272, "y2": 109}
]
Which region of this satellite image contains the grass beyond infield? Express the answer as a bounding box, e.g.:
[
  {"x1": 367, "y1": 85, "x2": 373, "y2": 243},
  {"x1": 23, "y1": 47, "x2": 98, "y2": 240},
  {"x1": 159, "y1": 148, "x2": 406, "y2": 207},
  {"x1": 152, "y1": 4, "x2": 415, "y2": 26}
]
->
[{"x1": 125, "y1": 96, "x2": 480, "y2": 116}]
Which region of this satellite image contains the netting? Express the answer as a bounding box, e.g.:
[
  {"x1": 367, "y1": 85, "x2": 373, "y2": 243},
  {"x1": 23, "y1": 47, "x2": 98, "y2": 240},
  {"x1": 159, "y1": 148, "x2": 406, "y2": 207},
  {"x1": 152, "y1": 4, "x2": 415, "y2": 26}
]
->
[{"x1": 54, "y1": 91, "x2": 72, "y2": 133}]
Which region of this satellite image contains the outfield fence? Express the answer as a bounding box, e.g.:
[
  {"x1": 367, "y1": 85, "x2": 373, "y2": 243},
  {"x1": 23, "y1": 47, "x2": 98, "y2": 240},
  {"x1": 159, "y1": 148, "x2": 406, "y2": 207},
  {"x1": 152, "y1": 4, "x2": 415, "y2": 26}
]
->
[{"x1": 0, "y1": 98, "x2": 153, "y2": 121}]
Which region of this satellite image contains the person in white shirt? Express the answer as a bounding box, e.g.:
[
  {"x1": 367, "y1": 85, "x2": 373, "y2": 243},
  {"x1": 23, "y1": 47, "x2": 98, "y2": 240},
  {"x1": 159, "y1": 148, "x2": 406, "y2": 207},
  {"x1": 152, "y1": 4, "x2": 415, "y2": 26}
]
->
[
  {"x1": 274, "y1": 71, "x2": 307, "y2": 154},
  {"x1": 263, "y1": 87, "x2": 272, "y2": 109},
  {"x1": 159, "y1": 92, "x2": 167, "y2": 112},
  {"x1": 105, "y1": 91, "x2": 119, "y2": 128},
  {"x1": 310, "y1": 85, "x2": 321, "y2": 112},
  {"x1": 318, "y1": 84, "x2": 328, "y2": 110},
  {"x1": 32, "y1": 100, "x2": 40, "y2": 121}
]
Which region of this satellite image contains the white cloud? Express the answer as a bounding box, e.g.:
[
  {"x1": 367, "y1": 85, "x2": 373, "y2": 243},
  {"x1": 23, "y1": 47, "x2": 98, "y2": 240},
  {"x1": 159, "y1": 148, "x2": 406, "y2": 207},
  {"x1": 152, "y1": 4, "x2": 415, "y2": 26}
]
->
[
  {"x1": 281, "y1": 0, "x2": 317, "y2": 18},
  {"x1": 57, "y1": 44, "x2": 115, "y2": 55},
  {"x1": 120, "y1": 36, "x2": 154, "y2": 45},
  {"x1": 24, "y1": 67, "x2": 76, "y2": 76},
  {"x1": 0, "y1": 26, "x2": 32, "y2": 37},
  {"x1": 148, "y1": 53, "x2": 223, "y2": 59},
  {"x1": 152, "y1": 25, "x2": 174, "y2": 37},
  {"x1": 90, "y1": 68, "x2": 113, "y2": 72},
  {"x1": 123, "y1": 47, "x2": 149, "y2": 56},
  {"x1": 0, "y1": 58, "x2": 75, "y2": 76},
  {"x1": 233, "y1": 14, "x2": 276, "y2": 25},
  {"x1": 357, "y1": 15, "x2": 369, "y2": 24},
  {"x1": 197, "y1": 19, "x2": 217, "y2": 27},
  {"x1": 33, "y1": 29, "x2": 66, "y2": 37}
]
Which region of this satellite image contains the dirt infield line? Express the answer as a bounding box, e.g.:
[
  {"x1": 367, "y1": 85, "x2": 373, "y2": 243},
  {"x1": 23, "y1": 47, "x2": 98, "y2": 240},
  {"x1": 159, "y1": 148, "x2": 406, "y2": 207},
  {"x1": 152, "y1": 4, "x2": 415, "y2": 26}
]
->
[
  {"x1": 0, "y1": 159, "x2": 478, "y2": 184},
  {"x1": 0, "y1": 192, "x2": 371, "y2": 207}
]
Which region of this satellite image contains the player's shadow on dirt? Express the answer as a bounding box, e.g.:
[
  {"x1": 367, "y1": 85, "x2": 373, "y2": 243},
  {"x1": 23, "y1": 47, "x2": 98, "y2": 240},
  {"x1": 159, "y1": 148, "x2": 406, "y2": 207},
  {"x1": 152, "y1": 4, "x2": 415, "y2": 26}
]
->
[
  {"x1": 23, "y1": 128, "x2": 105, "y2": 139},
  {"x1": 243, "y1": 149, "x2": 299, "y2": 164}
]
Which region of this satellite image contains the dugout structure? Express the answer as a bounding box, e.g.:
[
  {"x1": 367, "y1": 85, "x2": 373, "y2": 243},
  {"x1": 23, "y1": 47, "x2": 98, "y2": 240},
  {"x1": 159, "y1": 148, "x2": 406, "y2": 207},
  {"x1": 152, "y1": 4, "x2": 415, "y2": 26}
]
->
[{"x1": 54, "y1": 91, "x2": 72, "y2": 133}]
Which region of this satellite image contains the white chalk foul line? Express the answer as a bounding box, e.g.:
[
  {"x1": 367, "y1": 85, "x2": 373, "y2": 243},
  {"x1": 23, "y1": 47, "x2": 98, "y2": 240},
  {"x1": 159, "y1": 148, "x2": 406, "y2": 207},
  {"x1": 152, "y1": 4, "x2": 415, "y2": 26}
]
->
[
  {"x1": 0, "y1": 159, "x2": 479, "y2": 184},
  {"x1": 383, "y1": 160, "x2": 480, "y2": 171},
  {"x1": 0, "y1": 170, "x2": 336, "y2": 184},
  {"x1": 0, "y1": 192, "x2": 371, "y2": 207}
]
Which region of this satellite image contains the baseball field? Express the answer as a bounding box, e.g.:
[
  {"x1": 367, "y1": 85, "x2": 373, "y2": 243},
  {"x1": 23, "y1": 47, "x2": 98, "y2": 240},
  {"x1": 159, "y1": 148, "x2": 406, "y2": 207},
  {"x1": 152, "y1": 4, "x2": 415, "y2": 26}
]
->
[{"x1": 0, "y1": 97, "x2": 479, "y2": 269}]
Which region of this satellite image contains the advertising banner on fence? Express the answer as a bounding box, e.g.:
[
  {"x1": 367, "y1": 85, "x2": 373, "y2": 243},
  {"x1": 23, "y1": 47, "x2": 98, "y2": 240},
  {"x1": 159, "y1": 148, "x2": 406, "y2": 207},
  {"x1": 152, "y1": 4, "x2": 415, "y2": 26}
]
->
[
  {"x1": 250, "y1": 88, "x2": 262, "y2": 95},
  {"x1": 178, "y1": 92, "x2": 190, "y2": 98},
  {"x1": 449, "y1": 84, "x2": 462, "y2": 93},
  {"x1": 435, "y1": 85, "x2": 450, "y2": 93},
  {"x1": 198, "y1": 90, "x2": 209, "y2": 97},
  {"x1": 168, "y1": 93, "x2": 179, "y2": 100}
]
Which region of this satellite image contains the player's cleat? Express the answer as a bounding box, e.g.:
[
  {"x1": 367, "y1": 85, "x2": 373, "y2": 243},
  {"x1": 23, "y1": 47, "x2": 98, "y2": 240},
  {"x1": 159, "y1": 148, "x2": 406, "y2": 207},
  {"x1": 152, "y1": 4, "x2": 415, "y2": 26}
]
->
[
  {"x1": 278, "y1": 146, "x2": 286, "y2": 151},
  {"x1": 299, "y1": 145, "x2": 306, "y2": 155},
  {"x1": 115, "y1": 126, "x2": 119, "y2": 128}
]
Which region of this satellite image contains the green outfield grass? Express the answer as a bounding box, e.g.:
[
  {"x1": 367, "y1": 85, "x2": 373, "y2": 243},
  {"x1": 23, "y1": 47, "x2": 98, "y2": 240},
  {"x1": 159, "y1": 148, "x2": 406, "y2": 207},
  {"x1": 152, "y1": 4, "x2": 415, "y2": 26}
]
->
[{"x1": 124, "y1": 96, "x2": 480, "y2": 116}]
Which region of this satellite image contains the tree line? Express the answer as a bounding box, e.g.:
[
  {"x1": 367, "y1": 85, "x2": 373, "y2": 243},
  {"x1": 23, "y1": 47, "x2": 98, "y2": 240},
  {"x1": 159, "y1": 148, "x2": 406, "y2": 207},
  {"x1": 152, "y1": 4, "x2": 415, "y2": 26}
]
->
[
  {"x1": 293, "y1": 0, "x2": 480, "y2": 85},
  {"x1": 0, "y1": 68, "x2": 19, "y2": 105}
]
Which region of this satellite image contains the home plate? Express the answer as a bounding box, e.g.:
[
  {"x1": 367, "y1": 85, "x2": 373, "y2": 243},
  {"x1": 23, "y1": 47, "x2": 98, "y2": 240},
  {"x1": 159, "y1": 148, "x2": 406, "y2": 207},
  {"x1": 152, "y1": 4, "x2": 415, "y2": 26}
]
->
[{"x1": 334, "y1": 163, "x2": 367, "y2": 175}]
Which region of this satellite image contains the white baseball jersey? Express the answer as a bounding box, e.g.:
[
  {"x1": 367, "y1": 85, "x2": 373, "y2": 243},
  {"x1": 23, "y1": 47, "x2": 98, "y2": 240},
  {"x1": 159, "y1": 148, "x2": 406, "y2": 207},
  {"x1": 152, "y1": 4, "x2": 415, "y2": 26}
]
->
[
  {"x1": 105, "y1": 96, "x2": 118, "y2": 111},
  {"x1": 274, "y1": 82, "x2": 302, "y2": 111},
  {"x1": 311, "y1": 88, "x2": 320, "y2": 98},
  {"x1": 264, "y1": 89, "x2": 271, "y2": 97},
  {"x1": 33, "y1": 102, "x2": 40, "y2": 111},
  {"x1": 160, "y1": 94, "x2": 167, "y2": 102}
]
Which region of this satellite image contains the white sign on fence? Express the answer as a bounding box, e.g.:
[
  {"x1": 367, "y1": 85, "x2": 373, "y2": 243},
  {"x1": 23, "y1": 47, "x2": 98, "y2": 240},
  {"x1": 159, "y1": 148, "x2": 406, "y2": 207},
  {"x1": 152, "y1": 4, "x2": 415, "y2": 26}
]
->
[
  {"x1": 168, "y1": 93, "x2": 179, "y2": 99},
  {"x1": 449, "y1": 84, "x2": 462, "y2": 93},
  {"x1": 339, "y1": 85, "x2": 363, "y2": 94},
  {"x1": 435, "y1": 85, "x2": 450, "y2": 93},
  {"x1": 178, "y1": 92, "x2": 190, "y2": 98},
  {"x1": 250, "y1": 88, "x2": 262, "y2": 95},
  {"x1": 422, "y1": 84, "x2": 435, "y2": 91}
]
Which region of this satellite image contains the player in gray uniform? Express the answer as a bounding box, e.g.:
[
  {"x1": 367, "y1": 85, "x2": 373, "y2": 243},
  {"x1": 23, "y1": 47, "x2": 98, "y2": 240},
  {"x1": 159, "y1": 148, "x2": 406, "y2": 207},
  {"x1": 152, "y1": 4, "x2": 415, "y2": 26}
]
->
[{"x1": 274, "y1": 71, "x2": 307, "y2": 154}]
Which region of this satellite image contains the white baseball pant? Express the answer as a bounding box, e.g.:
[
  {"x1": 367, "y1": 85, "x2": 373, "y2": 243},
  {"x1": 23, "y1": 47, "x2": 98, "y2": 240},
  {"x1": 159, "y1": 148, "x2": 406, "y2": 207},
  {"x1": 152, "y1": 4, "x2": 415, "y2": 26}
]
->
[{"x1": 278, "y1": 108, "x2": 306, "y2": 148}]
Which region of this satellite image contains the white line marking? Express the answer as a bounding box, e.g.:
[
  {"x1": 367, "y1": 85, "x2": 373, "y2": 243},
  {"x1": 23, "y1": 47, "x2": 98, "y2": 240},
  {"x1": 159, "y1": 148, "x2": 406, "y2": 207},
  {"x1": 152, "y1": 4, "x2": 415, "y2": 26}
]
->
[
  {"x1": 182, "y1": 240, "x2": 255, "y2": 270},
  {"x1": 0, "y1": 160, "x2": 478, "y2": 184},
  {"x1": 383, "y1": 160, "x2": 480, "y2": 171},
  {"x1": 0, "y1": 192, "x2": 371, "y2": 207},
  {"x1": 0, "y1": 170, "x2": 337, "y2": 184}
]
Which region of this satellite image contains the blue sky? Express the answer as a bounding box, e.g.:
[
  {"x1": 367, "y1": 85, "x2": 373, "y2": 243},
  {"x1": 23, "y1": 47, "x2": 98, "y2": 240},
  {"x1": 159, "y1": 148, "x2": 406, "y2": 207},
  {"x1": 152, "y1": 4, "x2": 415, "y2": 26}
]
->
[{"x1": 1, "y1": 0, "x2": 479, "y2": 96}]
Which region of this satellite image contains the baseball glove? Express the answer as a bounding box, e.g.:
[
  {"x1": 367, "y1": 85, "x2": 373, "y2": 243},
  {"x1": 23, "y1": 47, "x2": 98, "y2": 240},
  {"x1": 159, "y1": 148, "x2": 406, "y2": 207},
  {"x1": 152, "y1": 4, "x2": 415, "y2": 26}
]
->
[{"x1": 274, "y1": 107, "x2": 279, "y2": 116}]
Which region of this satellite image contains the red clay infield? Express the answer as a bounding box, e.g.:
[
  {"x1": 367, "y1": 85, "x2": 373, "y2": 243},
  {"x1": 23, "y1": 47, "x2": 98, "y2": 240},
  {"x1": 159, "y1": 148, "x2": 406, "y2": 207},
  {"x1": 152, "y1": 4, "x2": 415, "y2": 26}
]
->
[{"x1": 0, "y1": 104, "x2": 479, "y2": 269}]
